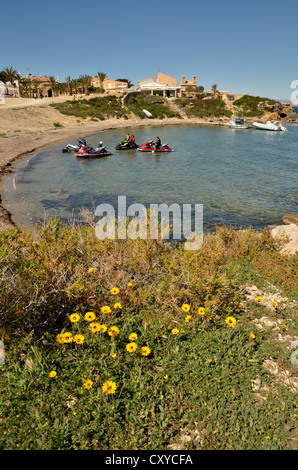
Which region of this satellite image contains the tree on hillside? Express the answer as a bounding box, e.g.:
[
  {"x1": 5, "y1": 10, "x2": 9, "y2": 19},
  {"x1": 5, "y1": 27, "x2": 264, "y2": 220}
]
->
[
  {"x1": 96, "y1": 72, "x2": 107, "y2": 93},
  {"x1": 79, "y1": 75, "x2": 92, "y2": 95},
  {"x1": 70, "y1": 79, "x2": 79, "y2": 94}
]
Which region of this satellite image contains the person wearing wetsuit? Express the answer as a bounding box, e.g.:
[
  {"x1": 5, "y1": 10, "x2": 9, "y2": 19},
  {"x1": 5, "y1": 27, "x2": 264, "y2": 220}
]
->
[{"x1": 155, "y1": 136, "x2": 161, "y2": 149}]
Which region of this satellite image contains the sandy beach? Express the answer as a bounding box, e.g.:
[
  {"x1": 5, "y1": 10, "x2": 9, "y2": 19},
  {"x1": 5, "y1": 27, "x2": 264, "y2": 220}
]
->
[{"x1": 0, "y1": 96, "x2": 229, "y2": 231}]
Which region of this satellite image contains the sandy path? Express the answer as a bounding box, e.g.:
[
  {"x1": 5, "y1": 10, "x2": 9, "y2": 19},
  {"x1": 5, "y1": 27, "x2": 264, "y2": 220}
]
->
[{"x1": 0, "y1": 100, "x2": 230, "y2": 231}]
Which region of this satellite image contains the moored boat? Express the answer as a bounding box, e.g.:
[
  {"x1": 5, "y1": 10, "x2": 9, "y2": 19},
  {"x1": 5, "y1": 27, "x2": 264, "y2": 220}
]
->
[
  {"x1": 252, "y1": 120, "x2": 287, "y2": 131},
  {"x1": 228, "y1": 117, "x2": 249, "y2": 129}
]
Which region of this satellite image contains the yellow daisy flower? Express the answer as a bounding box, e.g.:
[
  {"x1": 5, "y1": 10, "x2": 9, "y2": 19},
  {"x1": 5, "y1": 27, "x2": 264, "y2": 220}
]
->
[
  {"x1": 185, "y1": 315, "x2": 192, "y2": 322},
  {"x1": 84, "y1": 379, "x2": 93, "y2": 390},
  {"x1": 198, "y1": 307, "x2": 206, "y2": 315},
  {"x1": 84, "y1": 311, "x2": 96, "y2": 322},
  {"x1": 102, "y1": 380, "x2": 117, "y2": 395},
  {"x1": 87, "y1": 268, "x2": 96, "y2": 273},
  {"x1": 127, "y1": 282, "x2": 133, "y2": 287},
  {"x1": 111, "y1": 287, "x2": 120, "y2": 295},
  {"x1": 250, "y1": 333, "x2": 256, "y2": 339},
  {"x1": 182, "y1": 304, "x2": 190, "y2": 312},
  {"x1": 128, "y1": 333, "x2": 138, "y2": 341},
  {"x1": 49, "y1": 371, "x2": 57, "y2": 378},
  {"x1": 126, "y1": 342, "x2": 138, "y2": 353},
  {"x1": 108, "y1": 326, "x2": 120, "y2": 336},
  {"x1": 171, "y1": 328, "x2": 179, "y2": 335},
  {"x1": 56, "y1": 333, "x2": 65, "y2": 344},
  {"x1": 62, "y1": 332, "x2": 73, "y2": 343},
  {"x1": 101, "y1": 306, "x2": 111, "y2": 314},
  {"x1": 257, "y1": 296, "x2": 263, "y2": 302},
  {"x1": 225, "y1": 316, "x2": 237, "y2": 327},
  {"x1": 69, "y1": 313, "x2": 80, "y2": 323},
  {"x1": 89, "y1": 322, "x2": 101, "y2": 333},
  {"x1": 272, "y1": 300, "x2": 278, "y2": 307},
  {"x1": 98, "y1": 324, "x2": 108, "y2": 333},
  {"x1": 73, "y1": 334, "x2": 85, "y2": 344},
  {"x1": 111, "y1": 353, "x2": 117, "y2": 359},
  {"x1": 140, "y1": 346, "x2": 151, "y2": 356},
  {"x1": 113, "y1": 302, "x2": 122, "y2": 310}
]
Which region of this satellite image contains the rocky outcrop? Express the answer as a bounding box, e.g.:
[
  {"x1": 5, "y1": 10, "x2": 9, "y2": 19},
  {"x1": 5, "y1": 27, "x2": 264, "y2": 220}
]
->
[
  {"x1": 283, "y1": 214, "x2": 298, "y2": 226},
  {"x1": 258, "y1": 101, "x2": 298, "y2": 123},
  {"x1": 271, "y1": 224, "x2": 298, "y2": 255}
]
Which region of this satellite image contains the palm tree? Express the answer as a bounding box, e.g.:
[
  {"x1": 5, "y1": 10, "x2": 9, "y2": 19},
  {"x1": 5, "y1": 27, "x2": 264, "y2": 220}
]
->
[
  {"x1": 71, "y1": 78, "x2": 79, "y2": 94},
  {"x1": 66, "y1": 76, "x2": 72, "y2": 96},
  {"x1": 2, "y1": 66, "x2": 18, "y2": 84},
  {"x1": 211, "y1": 84, "x2": 218, "y2": 99},
  {"x1": 19, "y1": 77, "x2": 32, "y2": 98},
  {"x1": 31, "y1": 79, "x2": 41, "y2": 98},
  {"x1": 96, "y1": 71, "x2": 107, "y2": 93},
  {"x1": 47, "y1": 75, "x2": 58, "y2": 97},
  {"x1": 79, "y1": 75, "x2": 92, "y2": 95}
]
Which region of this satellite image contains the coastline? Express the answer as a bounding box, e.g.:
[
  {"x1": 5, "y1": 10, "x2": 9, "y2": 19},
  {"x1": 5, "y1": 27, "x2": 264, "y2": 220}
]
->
[{"x1": 0, "y1": 103, "x2": 229, "y2": 231}]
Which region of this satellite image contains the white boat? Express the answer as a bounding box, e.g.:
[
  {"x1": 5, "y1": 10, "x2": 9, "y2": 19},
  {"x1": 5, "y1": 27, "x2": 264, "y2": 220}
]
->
[
  {"x1": 252, "y1": 120, "x2": 287, "y2": 132},
  {"x1": 228, "y1": 117, "x2": 249, "y2": 129}
]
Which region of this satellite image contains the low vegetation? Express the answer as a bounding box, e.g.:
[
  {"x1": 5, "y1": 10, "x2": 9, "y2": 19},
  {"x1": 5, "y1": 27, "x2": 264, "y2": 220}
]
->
[
  {"x1": 232, "y1": 95, "x2": 278, "y2": 117},
  {"x1": 175, "y1": 98, "x2": 232, "y2": 119},
  {"x1": 0, "y1": 219, "x2": 297, "y2": 450}
]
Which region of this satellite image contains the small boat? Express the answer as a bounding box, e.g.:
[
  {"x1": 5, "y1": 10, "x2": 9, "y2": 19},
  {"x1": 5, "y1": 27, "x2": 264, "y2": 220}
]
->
[
  {"x1": 142, "y1": 109, "x2": 153, "y2": 118},
  {"x1": 252, "y1": 120, "x2": 287, "y2": 132},
  {"x1": 228, "y1": 117, "x2": 249, "y2": 129}
]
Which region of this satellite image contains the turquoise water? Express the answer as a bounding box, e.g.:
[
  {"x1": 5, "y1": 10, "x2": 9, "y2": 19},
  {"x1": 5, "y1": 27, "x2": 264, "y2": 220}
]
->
[{"x1": 2, "y1": 123, "x2": 298, "y2": 232}]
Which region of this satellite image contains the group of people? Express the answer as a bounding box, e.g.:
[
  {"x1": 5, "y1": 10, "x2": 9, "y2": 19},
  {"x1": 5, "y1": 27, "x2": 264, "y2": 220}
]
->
[{"x1": 125, "y1": 133, "x2": 161, "y2": 149}]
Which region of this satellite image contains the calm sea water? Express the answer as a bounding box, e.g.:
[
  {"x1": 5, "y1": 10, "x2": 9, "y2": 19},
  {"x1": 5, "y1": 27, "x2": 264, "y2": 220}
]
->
[{"x1": 2, "y1": 122, "x2": 298, "y2": 232}]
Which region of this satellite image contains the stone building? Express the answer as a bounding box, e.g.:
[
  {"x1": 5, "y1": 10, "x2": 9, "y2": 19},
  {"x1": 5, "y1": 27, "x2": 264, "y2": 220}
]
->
[
  {"x1": 91, "y1": 77, "x2": 128, "y2": 91},
  {"x1": 137, "y1": 72, "x2": 180, "y2": 97}
]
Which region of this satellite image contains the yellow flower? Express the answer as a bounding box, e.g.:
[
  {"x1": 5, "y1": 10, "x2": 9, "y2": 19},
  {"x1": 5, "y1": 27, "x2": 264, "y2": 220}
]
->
[
  {"x1": 69, "y1": 313, "x2": 80, "y2": 323},
  {"x1": 225, "y1": 316, "x2": 237, "y2": 327},
  {"x1": 111, "y1": 353, "x2": 117, "y2": 359},
  {"x1": 126, "y1": 342, "x2": 138, "y2": 353},
  {"x1": 140, "y1": 346, "x2": 151, "y2": 356},
  {"x1": 98, "y1": 324, "x2": 107, "y2": 333},
  {"x1": 250, "y1": 333, "x2": 256, "y2": 339},
  {"x1": 87, "y1": 268, "x2": 96, "y2": 273},
  {"x1": 127, "y1": 282, "x2": 133, "y2": 287},
  {"x1": 89, "y1": 322, "x2": 101, "y2": 333},
  {"x1": 257, "y1": 296, "x2": 263, "y2": 302},
  {"x1": 272, "y1": 300, "x2": 278, "y2": 307},
  {"x1": 113, "y1": 302, "x2": 122, "y2": 310},
  {"x1": 198, "y1": 307, "x2": 205, "y2": 316},
  {"x1": 73, "y1": 334, "x2": 85, "y2": 344},
  {"x1": 62, "y1": 332, "x2": 73, "y2": 343},
  {"x1": 185, "y1": 315, "x2": 192, "y2": 322},
  {"x1": 164, "y1": 374, "x2": 169, "y2": 380},
  {"x1": 102, "y1": 380, "x2": 117, "y2": 395},
  {"x1": 49, "y1": 371, "x2": 57, "y2": 378},
  {"x1": 101, "y1": 306, "x2": 111, "y2": 314},
  {"x1": 56, "y1": 333, "x2": 65, "y2": 344},
  {"x1": 84, "y1": 311, "x2": 96, "y2": 321},
  {"x1": 182, "y1": 304, "x2": 190, "y2": 312},
  {"x1": 128, "y1": 333, "x2": 138, "y2": 341},
  {"x1": 84, "y1": 379, "x2": 93, "y2": 389},
  {"x1": 171, "y1": 328, "x2": 179, "y2": 335},
  {"x1": 108, "y1": 326, "x2": 120, "y2": 336},
  {"x1": 281, "y1": 324, "x2": 286, "y2": 329},
  {"x1": 111, "y1": 287, "x2": 120, "y2": 295}
]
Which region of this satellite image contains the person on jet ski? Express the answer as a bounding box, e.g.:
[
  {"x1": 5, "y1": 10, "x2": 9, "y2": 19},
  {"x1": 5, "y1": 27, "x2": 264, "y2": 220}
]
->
[
  {"x1": 79, "y1": 137, "x2": 86, "y2": 146},
  {"x1": 125, "y1": 133, "x2": 130, "y2": 142},
  {"x1": 155, "y1": 136, "x2": 161, "y2": 149},
  {"x1": 129, "y1": 135, "x2": 136, "y2": 147}
]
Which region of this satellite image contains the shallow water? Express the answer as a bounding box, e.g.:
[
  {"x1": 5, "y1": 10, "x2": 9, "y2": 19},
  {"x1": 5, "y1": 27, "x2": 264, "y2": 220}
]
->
[{"x1": 2, "y1": 123, "x2": 298, "y2": 232}]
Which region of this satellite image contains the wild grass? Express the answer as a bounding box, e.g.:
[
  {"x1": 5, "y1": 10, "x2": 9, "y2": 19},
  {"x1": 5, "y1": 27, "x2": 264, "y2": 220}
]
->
[
  {"x1": 0, "y1": 220, "x2": 297, "y2": 450},
  {"x1": 175, "y1": 98, "x2": 232, "y2": 119}
]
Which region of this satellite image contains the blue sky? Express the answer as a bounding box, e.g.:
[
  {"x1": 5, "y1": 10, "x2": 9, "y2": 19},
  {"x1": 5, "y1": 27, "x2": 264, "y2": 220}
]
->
[{"x1": 1, "y1": 0, "x2": 297, "y2": 100}]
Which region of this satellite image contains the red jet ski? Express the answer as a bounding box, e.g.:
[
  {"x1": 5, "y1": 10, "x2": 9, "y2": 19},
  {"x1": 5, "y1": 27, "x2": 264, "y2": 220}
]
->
[
  {"x1": 75, "y1": 144, "x2": 112, "y2": 158},
  {"x1": 137, "y1": 140, "x2": 173, "y2": 152}
]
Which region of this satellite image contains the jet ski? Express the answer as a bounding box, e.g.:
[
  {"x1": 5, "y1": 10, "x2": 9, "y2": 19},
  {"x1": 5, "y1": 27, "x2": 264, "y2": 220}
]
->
[
  {"x1": 75, "y1": 143, "x2": 112, "y2": 158},
  {"x1": 62, "y1": 138, "x2": 86, "y2": 153},
  {"x1": 137, "y1": 140, "x2": 173, "y2": 152},
  {"x1": 115, "y1": 140, "x2": 139, "y2": 150}
]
